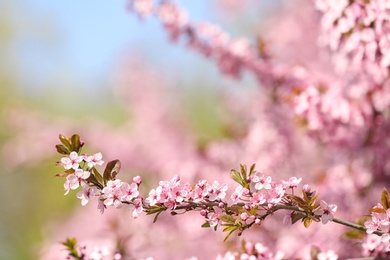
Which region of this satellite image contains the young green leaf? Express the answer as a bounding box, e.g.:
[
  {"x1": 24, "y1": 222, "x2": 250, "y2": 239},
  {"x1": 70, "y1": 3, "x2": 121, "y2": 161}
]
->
[
  {"x1": 56, "y1": 144, "x2": 70, "y2": 155},
  {"x1": 59, "y1": 134, "x2": 71, "y2": 150},
  {"x1": 70, "y1": 134, "x2": 81, "y2": 153}
]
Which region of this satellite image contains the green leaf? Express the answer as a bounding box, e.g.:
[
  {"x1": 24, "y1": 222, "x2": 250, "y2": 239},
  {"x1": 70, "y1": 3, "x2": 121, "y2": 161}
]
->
[
  {"x1": 201, "y1": 222, "x2": 210, "y2": 228},
  {"x1": 380, "y1": 188, "x2": 390, "y2": 210},
  {"x1": 56, "y1": 144, "x2": 70, "y2": 155},
  {"x1": 222, "y1": 224, "x2": 236, "y2": 232},
  {"x1": 219, "y1": 214, "x2": 236, "y2": 223},
  {"x1": 240, "y1": 164, "x2": 247, "y2": 182},
  {"x1": 61, "y1": 237, "x2": 80, "y2": 259},
  {"x1": 103, "y1": 160, "x2": 121, "y2": 184},
  {"x1": 59, "y1": 134, "x2": 71, "y2": 150},
  {"x1": 230, "y1": 169, "x2": 244, "y2": 186},
  {"x1": 92, "y1": 167, "x2": 103, "y2": 183},
  {"x1": 145, "y1": 205, "x2": 164, "y2": 215},
  {"x1": 70, "y1": 134, "x2": 81, "y2": 152},
  {"x1": 61, "y1": 237, "x2": 77, "y2": 248},
  {"x1": 153, "y1": 210, "x2": 163, "y2": 223},
  {"x1": 223, "y1": 227, "x2": 238, "y2": 242}
]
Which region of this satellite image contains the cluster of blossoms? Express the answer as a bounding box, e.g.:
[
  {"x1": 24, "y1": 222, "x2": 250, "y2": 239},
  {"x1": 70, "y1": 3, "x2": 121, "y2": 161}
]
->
[
  {"x1": 57, "y1": 135, "x2": 340, "y2": 236},
  {"x1": 314, "y1": 0, "x2": 390, "y2": 83},
  {"x1": 127, "y1": 0, "x2": 390, "y2": 171},
  {"x1": 56, "y1": 134, "x2": 143, "y2": 218},
  {"x1": 55, "y1": 134, "x2": 376, "y2": 260}
]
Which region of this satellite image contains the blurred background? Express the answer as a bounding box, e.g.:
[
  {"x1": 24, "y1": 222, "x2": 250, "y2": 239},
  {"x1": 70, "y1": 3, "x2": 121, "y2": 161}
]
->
[{"x1": 0, "y1": 0, "x2": 280, "y2": 259}]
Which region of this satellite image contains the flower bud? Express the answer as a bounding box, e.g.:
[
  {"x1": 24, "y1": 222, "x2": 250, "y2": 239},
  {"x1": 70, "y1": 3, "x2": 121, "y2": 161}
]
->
[
  {"x1": 133, "y1": 175, "x2": 142, "y2": 185},
  {"x1": 302, "y1": 184, "x2": 311, "y2": 193},
  {"x1": 240, "y1": 212, "x2": 249, "y2": 221},
  {"x1": 200, "y1": 209, "x2": 207, "y2": 216}
]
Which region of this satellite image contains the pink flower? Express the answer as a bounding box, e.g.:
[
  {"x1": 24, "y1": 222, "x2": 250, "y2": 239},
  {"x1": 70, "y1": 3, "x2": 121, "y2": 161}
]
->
[
  {"x1": 121, "y1": 182, "x2": 139, "y2": 202},
  {"x1": 250, "y1": 192, "x2": 266, "y2": 206},
  {"x1": 76, "y1": 182, "x2": 98, "y2": 206},
  {"x1": 265, "y1": 184, "x2": 285, "y2": 204},
  {"x1": 102, "y1": 179, "x2": 124, "y2": 208},
  {"x1": 318, "y1": 200, "x2": 337, "y2": 224},
  {"x1": 145, "y1": 186, "x2": 163, "y2": 206},
  {"x1": 84, "y1": 152, "x2": 104, "y2": 168},
  {"x1": 207, "y1": 181, "x2": 228, "y2": 201},
  {"x1": 229, "y1": 185, "x2": 249, "y2": 205},
  {"x1": 251, "y1": 173, "x2": 272, "y2": 190},
  {"x1": 131, "y1": 198, "x2": 143, "y2": 218},
  {"x1": 281, "y1": 177, "x2": 302, "y2": 189},
  {"x1": 63, "y1": 169, "x2": 91, "y2": 195},
  {"x1": 61, "y1": 151, "x2": 83, "y2": 170},
  {"x1": 207, "y1": 212, "x2": 221, "y2": 227},
  {"x1": 240, "y1": 212, "x2": 249, "y2": 221}
]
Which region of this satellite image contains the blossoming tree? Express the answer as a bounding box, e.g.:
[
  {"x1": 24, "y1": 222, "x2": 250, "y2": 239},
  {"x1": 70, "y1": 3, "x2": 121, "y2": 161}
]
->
[{"x1": 36, "y1": 0, "x2": 390, "y2": 259}]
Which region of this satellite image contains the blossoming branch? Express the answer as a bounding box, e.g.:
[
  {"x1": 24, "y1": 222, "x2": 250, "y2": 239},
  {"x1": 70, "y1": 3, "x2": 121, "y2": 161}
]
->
[{"x1": 54, "y1": 134, "x2": 390, "y2": 259}]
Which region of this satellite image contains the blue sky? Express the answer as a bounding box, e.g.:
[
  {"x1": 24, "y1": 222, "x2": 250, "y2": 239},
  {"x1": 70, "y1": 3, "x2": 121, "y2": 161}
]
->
[
  {"x1": 8, "y1": 0, "x2": 276, "y2": 95},
  {"x1": 18, "y1": 1, "x2": 216, "y2": 91}
]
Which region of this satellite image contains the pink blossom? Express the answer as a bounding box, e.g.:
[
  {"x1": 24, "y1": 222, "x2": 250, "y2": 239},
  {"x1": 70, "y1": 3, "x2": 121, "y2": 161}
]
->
[
  {"x1": 281, "y1": 177, "x2": 302, "y2": 189},
  {"x1": 250, "y1": 192, "x2": 266, "y2": 206},
  {"x1": 131, "y1": 198, "x2": 143, "y2": 218},
  {"x1": 63, "y1": 169, "x2": 91, "y2": 195},
  {"x1": 318, "y1": 200, "x2": 337, "y2": 224},
  {"x1": 84, "y1": 152, "x2": 104, "y2": 168},
  {"x1": 121, "y1": 182, "x2": 139, "y2": 202},
  {"x1": 240, "y1": 212, "x2": 249, "y2": 221},
  {"x1": 145, "y1": 186, "x2": 162, "y2": 206},
  {"x1": 206, "y1": 212, "x2": 221, "y2": 227},
  {"x1": 102, "y1": 179, "x2": 124, "y2": 208},
  {"x1": 61, "y1": 151, "x2": 83, "y2": 170},
  {"x1": 251, "y1": 172, "x2": 272, "y2": 190},
  {"x1": 133, "y1": 175, "x2": 142, "y2": 185},
  {"x1": 76, "y1": 182, "x2": 98, "y2": 206},
  {"x1": 265, "y1": 184, "x2": 285, "y2": 204},
  {"x1": 229, "y1": 186, "x2": 249, "y2": 205},
  {"x1": 207, "y1": 181, "x2": 228, "y2": 201}
]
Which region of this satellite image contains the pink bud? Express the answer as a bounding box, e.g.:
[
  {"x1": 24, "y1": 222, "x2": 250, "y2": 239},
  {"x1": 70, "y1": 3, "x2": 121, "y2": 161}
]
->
[
  {"x1": 255, "y1": 218, "x2": 261, "y2": 225},
  {"x1": 133, "y1": 175, "x2": 142, "y2": 185},
  {"x1": 244, "y1": 204, "x2": 252, "y2": 211},
  {"x1": 218, "y1": 202, "x2": 225, "y2": 208},
  {"x1": 302, "y1": 184, "x2": 311, "y2": 193},
  {"x1": 200, "y1": 209, "x2": 207, "y2": 216},
  {"x1": 240, "y1": 212, "x2": 249, "y2": 221}
]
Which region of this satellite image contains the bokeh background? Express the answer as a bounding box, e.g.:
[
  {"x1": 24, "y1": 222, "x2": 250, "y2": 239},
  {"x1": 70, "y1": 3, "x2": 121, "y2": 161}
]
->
[{"x1": 0, "y1": 0, "x2": 278, "y2": 259}]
